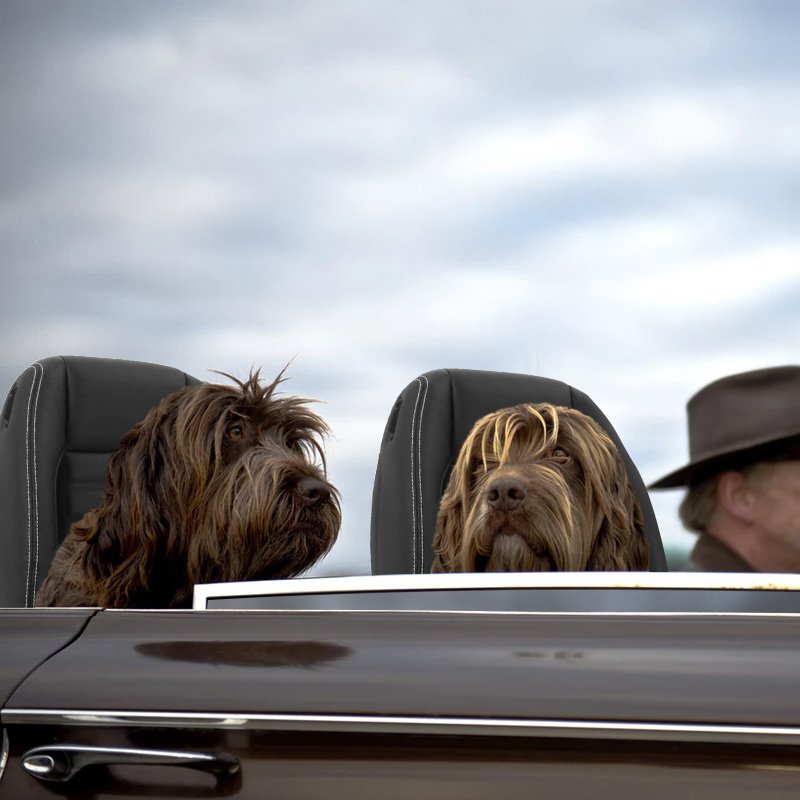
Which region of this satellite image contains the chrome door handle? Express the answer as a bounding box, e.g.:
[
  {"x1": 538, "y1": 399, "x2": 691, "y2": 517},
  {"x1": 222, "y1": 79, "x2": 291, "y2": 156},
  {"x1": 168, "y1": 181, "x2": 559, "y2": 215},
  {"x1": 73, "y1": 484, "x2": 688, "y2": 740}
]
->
[{"x1": 22, "y1": 744, "x2": 239, "y2": 783}]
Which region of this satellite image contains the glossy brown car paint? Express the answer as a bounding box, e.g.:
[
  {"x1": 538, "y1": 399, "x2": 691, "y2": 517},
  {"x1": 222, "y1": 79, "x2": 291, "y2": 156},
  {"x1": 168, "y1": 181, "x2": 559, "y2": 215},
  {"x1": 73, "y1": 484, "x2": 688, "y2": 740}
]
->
[
  {"x1": 0, "y1": 609, "x2": 97, "y2": 706},
  {"x1": 7, "y1": 610, "x2": 800, "y2": 724},
  {"x1": 2, "y1": 607, "x2": 800, "y2": 798}
]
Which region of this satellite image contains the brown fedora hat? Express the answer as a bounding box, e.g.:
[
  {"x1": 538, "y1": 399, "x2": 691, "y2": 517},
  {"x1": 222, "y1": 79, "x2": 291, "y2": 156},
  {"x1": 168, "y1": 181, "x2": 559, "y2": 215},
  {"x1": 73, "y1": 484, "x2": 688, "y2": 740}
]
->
[{"x1": 649, "y1": 365, "x2": 800, "y2": 489}]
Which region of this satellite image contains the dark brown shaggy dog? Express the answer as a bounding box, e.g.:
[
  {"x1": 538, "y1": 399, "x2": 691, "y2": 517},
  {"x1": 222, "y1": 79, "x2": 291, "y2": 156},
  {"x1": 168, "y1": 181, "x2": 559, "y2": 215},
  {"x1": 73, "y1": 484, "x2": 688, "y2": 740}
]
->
[
  {"x1": 431, "y1": 403, "x2": 649, "y2": 573},
  {"x1": 36, "y1": 370, "x2": 341, "y2": 608}
]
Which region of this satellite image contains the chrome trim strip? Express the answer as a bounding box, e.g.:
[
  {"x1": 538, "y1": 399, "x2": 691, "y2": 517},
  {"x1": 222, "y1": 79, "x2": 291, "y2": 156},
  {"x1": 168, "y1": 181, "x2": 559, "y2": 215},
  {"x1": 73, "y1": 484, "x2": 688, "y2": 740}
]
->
[
  {"x1": 174, "y1": 609, "x2": 800, "y2": 618},
  {"x1": 5, "y1": 709, "x2": 800, "y2": 745},
  {"x1": 69, "y1": 608, "x2": 800, "y2": 620},
  {"x1": 192, "y1": 571, "x2": 800, "y2": 609}
]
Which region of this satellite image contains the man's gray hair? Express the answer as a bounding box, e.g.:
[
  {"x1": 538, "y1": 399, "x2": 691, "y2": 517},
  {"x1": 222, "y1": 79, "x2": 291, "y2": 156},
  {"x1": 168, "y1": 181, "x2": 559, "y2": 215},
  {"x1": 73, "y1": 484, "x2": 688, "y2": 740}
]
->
[
  {"x1": 678, "y1": 462, "x2": 776, "y2": 534},
  {"x1": 678, "y1": 475, "x2": 718, "y2": 534}
]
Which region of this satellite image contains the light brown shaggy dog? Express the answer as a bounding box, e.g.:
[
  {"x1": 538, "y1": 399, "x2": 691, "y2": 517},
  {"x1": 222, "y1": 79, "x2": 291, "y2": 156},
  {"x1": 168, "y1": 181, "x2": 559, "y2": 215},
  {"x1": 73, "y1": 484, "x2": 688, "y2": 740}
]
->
[
  {"x1": 36, "y1": 370, "x2": 341, "y2": 608},
  {"x1": 431, "y1": 403, "x2": 649, "y2": 573}
]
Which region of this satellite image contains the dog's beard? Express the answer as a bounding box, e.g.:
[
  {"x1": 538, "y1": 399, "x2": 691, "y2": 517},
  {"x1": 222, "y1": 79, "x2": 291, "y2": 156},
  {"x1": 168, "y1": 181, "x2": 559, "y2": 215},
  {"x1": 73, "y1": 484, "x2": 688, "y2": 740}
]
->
[
  {"x1": 462, "y1": 470, "x2": 588, "y2": 572},
  {"x1": 186, "y1": 449, "x2": 341, "y2": 588},
  {"x1": 483, "y1": 534, "x2": 556, "y2": 572}
]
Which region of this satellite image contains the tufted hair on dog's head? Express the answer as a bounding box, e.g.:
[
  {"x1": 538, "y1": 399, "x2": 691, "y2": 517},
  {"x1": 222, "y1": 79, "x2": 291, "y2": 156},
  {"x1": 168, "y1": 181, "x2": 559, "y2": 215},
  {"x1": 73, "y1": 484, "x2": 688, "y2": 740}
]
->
[
  {"x1": 431, "y1": 403, "x2": 649, "y2": 573},
  {"x1": 36, "y1": 368, "x2": 341, "y2": 608}
]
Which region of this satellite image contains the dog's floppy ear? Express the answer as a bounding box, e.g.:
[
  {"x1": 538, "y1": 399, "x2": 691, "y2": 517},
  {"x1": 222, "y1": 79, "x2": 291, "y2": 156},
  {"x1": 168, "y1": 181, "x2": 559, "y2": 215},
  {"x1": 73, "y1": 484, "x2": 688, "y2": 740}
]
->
[
  {"x1": 75, "y1": 420, "x2": 170, "y2": 607},
  {"x1": 586, "y1": 444, "x2": 649, "y2": 570},
  {"x1": 431, "y1": 457, "x2": 473, "y2": 573},
  {"x1": 431, "y1": 491, "x2": 462, "y2": 573}
]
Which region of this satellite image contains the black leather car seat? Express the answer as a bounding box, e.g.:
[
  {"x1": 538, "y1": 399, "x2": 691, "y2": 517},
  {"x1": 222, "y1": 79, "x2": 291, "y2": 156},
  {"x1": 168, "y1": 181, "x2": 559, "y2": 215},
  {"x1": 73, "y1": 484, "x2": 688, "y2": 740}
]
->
[
  {"x1": 370, "y1": 368, "x2": 667, "y2": 574},
  {"x1": 0, "y1": 356, "x2": 202, "y2": 607}
]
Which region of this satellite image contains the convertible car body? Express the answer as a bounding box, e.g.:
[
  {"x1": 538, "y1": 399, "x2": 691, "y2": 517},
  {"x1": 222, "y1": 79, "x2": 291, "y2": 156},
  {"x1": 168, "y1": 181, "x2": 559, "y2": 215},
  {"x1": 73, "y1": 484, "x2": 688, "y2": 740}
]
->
[
  {"x1": 2, "y1": 358, "x2": 799, "y2": 797},
  {"x1": 3, "y1": 572, "x2": 800, "y2": 799}
]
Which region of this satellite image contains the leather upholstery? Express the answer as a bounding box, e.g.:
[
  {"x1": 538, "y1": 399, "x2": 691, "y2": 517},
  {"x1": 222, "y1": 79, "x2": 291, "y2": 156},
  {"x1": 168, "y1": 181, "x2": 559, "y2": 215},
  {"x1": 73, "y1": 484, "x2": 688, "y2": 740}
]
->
[
  {"x1": 0, "y1": 356, "x2": 202, "y2": 607},
  {"x1": 370, "y1": 368, "x2": 667, "y2": 574}
]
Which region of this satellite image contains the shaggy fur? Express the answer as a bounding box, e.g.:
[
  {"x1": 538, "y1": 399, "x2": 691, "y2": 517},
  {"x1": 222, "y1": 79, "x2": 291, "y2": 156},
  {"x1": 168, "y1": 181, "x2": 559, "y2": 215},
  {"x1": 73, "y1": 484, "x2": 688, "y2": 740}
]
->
[
  {"x1": 36, "y1": 370, "x2": 341, "y2": 608},
  {"x1": 431, "y1": 403, "x2": 649, "y2": 573}
]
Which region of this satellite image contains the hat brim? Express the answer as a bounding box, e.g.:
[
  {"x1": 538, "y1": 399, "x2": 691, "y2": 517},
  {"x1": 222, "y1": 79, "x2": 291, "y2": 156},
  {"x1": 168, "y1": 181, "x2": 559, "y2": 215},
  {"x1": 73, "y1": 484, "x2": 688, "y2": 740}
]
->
[{"x1": 648, "y1": 432, "x2": 800, "y2": 490}]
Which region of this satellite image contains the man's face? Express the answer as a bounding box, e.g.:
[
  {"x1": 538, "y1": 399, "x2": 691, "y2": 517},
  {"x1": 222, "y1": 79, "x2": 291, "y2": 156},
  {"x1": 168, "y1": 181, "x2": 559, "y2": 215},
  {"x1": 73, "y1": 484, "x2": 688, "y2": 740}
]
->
[{"x1": 748, "y1": 460, "x2": 800, "y2": 548}]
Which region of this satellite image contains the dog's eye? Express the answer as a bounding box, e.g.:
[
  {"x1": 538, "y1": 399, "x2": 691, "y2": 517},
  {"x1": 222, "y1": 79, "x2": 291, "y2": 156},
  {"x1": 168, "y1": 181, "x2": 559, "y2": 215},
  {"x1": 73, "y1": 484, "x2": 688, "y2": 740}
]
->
[
  {"x1": 227, "y1": 425, "x2": 244, "y2": 440},
  {"x1": 551, "y1": 447, "x2": 570, "y2": 461}
]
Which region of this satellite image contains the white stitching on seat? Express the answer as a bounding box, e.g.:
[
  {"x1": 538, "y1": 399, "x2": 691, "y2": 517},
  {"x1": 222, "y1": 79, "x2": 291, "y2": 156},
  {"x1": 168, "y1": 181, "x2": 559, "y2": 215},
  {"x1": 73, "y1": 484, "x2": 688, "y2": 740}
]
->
[
  {"x1": 23, "y1": 364, "x2": 39, "y2": 607},
  {"x1": 416, "y1": 375, "x2": 429, "y2": 574},
  {"x1": 31, "y1": 362, "x2": 44, "y2": 603},
  {"x1": 409, "y1": 379, "x2": 423, "y2": 574}
]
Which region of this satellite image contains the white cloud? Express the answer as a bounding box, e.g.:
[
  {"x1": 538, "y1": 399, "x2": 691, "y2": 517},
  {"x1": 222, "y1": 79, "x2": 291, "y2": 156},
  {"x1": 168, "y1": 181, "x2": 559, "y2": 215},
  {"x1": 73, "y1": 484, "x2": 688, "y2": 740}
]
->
[
  {"x1": 631, "y1": 244, "x2": 800, "y2": 313},
  {"x1": 328, "y1": 82, "x2": 800, "y2": 237},
  {"x1": 3, "y1": 0, "x2": 800, "y2": 573}
]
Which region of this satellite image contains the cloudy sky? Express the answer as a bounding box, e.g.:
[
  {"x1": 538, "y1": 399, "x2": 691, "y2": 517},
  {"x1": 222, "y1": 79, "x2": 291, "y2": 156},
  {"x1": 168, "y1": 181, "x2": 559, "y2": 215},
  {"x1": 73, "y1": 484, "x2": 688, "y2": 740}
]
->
[{"x1": 1, "y1": 0, "x2": 798, "y2": 576}]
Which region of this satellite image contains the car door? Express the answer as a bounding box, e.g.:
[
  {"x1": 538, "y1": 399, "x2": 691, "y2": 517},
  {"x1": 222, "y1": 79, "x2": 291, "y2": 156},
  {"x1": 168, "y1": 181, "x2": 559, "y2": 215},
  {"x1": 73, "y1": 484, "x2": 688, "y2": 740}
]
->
[
  {"x1": 3, "y1": 587, "x2": 800, "y2": 799},
  {"x1": 1, "y1": 609, "x2": 99, "y2": 796}
]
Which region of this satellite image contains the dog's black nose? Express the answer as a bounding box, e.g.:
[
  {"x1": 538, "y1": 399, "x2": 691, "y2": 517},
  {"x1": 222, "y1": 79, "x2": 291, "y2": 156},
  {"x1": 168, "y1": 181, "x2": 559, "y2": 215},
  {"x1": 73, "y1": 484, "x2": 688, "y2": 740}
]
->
[
  {"x1": 297, "y1": 477, "x2": 331, "y2": 506},
  {"x1": 487, "y1": 477, "x2": 527, "y2": 512}
]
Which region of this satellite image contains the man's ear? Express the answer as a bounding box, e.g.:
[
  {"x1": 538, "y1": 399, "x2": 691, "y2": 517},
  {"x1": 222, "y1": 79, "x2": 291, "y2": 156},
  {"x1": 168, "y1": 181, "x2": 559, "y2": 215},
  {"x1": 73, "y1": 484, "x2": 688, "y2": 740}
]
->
[{"x1": 716, "y1": 471, "x2": 756, "y2": 524}]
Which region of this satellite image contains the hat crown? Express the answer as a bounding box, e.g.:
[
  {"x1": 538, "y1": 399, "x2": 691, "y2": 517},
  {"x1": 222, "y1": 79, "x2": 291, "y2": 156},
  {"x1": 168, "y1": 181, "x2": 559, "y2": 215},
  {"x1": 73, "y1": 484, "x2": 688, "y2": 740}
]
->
[
  {"x1": 687, "y1": 366, "x2": 800, "y2": 462},
  {"x1": 649, "y1": 365, "x2": 800, "y2": 489}
]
